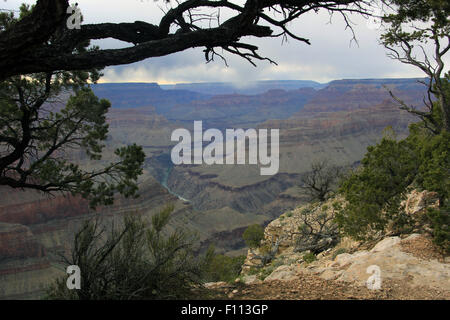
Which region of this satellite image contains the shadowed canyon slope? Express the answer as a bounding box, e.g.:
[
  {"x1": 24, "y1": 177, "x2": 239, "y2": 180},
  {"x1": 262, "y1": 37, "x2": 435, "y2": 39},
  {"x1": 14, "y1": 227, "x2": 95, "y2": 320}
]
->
[{"x1": 0, "y1": 78, "x2": 426, "y2": 299}]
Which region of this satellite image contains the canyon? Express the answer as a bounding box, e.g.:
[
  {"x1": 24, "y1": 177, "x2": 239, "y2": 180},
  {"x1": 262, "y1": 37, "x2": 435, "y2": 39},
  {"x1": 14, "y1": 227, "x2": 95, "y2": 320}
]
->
[{"x1": 0, "y1": 78, "x2": 425, "y2": 299}]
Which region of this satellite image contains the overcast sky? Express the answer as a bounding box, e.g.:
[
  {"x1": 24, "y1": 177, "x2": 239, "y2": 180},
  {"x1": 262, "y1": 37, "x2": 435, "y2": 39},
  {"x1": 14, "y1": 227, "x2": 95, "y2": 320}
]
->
[{"x1": 3, "y1": 0, "x2": 449, "y2": 84}]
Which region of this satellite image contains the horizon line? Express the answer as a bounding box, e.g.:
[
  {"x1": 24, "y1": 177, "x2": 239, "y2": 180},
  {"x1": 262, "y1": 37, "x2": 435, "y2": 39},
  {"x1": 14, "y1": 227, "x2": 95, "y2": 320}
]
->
[{"x1": 96, "y1": 77, "x2": 426, "y2": 86}]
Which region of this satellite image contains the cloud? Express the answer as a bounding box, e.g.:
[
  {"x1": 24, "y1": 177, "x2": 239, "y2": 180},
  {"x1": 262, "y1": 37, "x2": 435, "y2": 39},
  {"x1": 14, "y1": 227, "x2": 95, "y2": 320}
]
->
[
  {"x1": 101, "y1": 56, "x2": 241, "y2": 84},
  {"x1": 96, "y1": 7, "x2": 430, "y2": 84},
  {"x1": 4, "y1": 0, "x2": 448, "y2": 83}
]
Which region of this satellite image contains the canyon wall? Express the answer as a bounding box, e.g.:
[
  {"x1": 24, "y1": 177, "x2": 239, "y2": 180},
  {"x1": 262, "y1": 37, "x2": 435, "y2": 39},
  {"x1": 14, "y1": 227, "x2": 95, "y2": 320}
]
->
[{"x1": 0, "y1": 78, "x2": 427, "y2": 298}]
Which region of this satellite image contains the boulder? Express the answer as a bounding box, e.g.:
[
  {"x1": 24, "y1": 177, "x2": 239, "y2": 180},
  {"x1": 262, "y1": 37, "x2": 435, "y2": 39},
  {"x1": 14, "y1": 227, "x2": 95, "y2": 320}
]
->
[
  {"x1": 264, "y1": 265, "x2": 298, "y2": 282},
  {"x1": 316, "y1": 235, "x2": 450, "y2": 292},
  {"x1": 370, "y1": 236, "x2": 401, "y2": 253},
  {"x1": 203, "y1": 281, "x2": 229, "y2": 289},
  {"x1": 242, "y1": 275, "x2": 262, "y2": 285}
]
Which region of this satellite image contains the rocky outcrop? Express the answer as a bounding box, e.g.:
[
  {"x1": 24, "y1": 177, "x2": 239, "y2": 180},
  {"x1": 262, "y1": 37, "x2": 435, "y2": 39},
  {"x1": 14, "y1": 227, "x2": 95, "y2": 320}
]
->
[
  {"x1": 403, "y1": 189, "x2": 440, "y2": 215},
  {"x1": 241, "y1": 191, "x2": 449, "y2": 297},
  {"x1": 304, "y1": 234, "x2": 449, "y2": 294},
  {"x1": 263, "y1": 265, "x2": 298, "y2": 282}
]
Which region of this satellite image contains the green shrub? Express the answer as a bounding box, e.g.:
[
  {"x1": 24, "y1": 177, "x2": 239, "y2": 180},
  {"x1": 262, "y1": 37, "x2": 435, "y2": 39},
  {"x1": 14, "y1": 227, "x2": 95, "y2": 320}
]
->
[
  {"x1": 332, "y1": 201, "x2": 342, "y2": 210},
  {"x1": 204, "y1": 252, "x2": 246, "y2": 283},
  {"x1": 427, "y1": 204, "x2": 450, "y2": 254},
  {"x1": 415, "y1": 131, "x2": 450, "y2": 201},
  {"x1": 332, "y1": 248, "x2": 347, "y2": 260},
  {"x1": 247, "y1": 267, "x2": 260, "y2": 276},
  {"x1": 258, "y1": 265, "x2": 275, "y2": 281},
  {"x1": 301, "y1": 208, "x2": 310, "y2": 215},
  {"x1": 298, "y1": 224, "x2": 307, "y2": 233},
  {"x1": 336, "y1": 124, "x2": 450, "y2": 251},
  {"x1": 416, "y1": 132, "x2": 450, "y2": 253},
  {"x1": 46, "y1": 206, "x2": 209, "y2": 300},
  {"x1": 258, "y1": 244, "x2": 271, "y2": 255},
  {"x1": 336, "y1": 135, "x2": 419, "y2": 240},
  {"x1": 243, "y1": 224, "x2": 265, "y2": 249},
  {"x1": 270, "y1": 258, "x2": 284, "y2": 269},
  {"x1": 303, "y1": 252, "x2": 316, "y2": 263}
]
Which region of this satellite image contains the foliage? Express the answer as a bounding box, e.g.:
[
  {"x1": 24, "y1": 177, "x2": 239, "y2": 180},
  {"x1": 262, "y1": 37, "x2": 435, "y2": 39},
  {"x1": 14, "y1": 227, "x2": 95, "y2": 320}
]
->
[
  {"x1": 258, "y1": 244, "x2": 272, "y2": 256},
  {"x1": 204, "y1": 250, "x2": 246, "y2": 284},
  {"x1": 250, "y1": 235, "x2": 283, "y2": 268},
  {"x1": 300, "y1": 160, "x2": 343, "y2": 202},
  {"x1": 341, "y1": 0, "x2": 450, "y2": 245},
  {"x1": 415, "y1": 131, "x2": 450, "y2": 202},
  {"x1": 303, "y1": 252, "x2": 317, "y2": 264},
  {"x1": 426, "y1": 203, "x2": 450, "y2": 254},
  {"x1": 243, "y1": 224, "x2": 265, "y2": 249},
  {"x1": 337, "y1": 125, "x2": 450, "y2": 249},
  {"x1": 332, "y1": 248, "x2": 348, "y2": 260},
  {"x1": 46, "y1": 206, "x2": 209, "y2": 300},
  {"x1": 270, "y1": 258, "x2": 285, "y2": 269},
  {"x1": 0, "y1": 8, "x2": 145, "y2": 207},
  {"x1": 381, "y1": 0, "x2": 450, "y2": 132},
  {"x1": 258, "y1": 265, "x2": 276, "y2": 281},
  {"x1": 247, "y1": 267, "x2": 260, "y2": 276},
  {"x1": 294, "y1": 205, "x2": 339, "y2": 253},
  {"x1": 416, "y1": 131, "x2": 450, "y2": 252},
  {"x1": 336, "y1": 134, "x2": 419, "y2": 240}
]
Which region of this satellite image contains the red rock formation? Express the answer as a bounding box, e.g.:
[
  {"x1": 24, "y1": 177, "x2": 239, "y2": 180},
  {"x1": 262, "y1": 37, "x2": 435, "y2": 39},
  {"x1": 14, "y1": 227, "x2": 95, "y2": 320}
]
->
[
  {"x1": 0, "y1": 223, "x2": 45, "y2": 261},
  {"x1": 0, "y1": 223, "x2": 51, "y2": 280},
  {"x1": 0, "y1": 195, "x2": 91, "y2": 226}
]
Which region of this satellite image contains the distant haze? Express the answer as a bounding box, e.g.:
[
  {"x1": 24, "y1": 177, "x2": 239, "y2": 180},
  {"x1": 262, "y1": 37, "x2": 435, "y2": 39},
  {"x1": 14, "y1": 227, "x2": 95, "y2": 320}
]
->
[{"x1": 160, "y1": 80, "x2": 327, "y2": 95}]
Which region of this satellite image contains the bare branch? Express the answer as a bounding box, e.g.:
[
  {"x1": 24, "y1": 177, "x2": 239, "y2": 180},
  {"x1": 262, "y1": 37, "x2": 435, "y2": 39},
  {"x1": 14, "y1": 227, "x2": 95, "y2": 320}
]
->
[{"x1": 0, "y1": 0, "x2": 373, "y2": 79}]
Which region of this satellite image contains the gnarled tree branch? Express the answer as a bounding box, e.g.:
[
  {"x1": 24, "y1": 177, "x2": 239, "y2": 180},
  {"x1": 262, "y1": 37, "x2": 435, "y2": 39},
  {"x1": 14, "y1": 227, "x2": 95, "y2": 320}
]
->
[{"x1": 0, "y1": 0, "x2": 373, "y2": 80}]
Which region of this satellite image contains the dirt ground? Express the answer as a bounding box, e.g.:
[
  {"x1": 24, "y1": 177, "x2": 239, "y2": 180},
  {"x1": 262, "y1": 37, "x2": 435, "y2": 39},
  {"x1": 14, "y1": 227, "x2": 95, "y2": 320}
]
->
[{"x1": 203, "y1": 272, "x2": 449, "y2": 300}]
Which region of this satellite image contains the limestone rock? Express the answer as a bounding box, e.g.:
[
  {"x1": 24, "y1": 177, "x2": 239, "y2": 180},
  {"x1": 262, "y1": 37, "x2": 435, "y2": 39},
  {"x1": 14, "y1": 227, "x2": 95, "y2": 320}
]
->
[
  {"x1": 240, "y1": 190, "x2": 449, "y2": 296},
  {"x1": 370, "y1": 236, "x2": 401, "y2": 252},
  {"x1": 242, "y1": 275, "x2": 262, "y2": 285},
  {"x1": 264, "y1": 265, "x2": 298, "y2": 282},
  {"x1": 403, "y1": 190, "x2": 439, "y2": 215},
  {"x1": 203, "y1": 281, "x2": 229, "y2": 289},
  {"x1": 318, "y1": 235, "x2": 450, "y2": 292}
]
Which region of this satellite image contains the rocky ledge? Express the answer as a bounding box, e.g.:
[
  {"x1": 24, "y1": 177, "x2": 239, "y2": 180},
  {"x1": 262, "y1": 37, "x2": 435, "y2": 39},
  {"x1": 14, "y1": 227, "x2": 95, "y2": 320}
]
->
[{"x1": 228, "y1": 190, "x2": 450, "y2": 299}]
